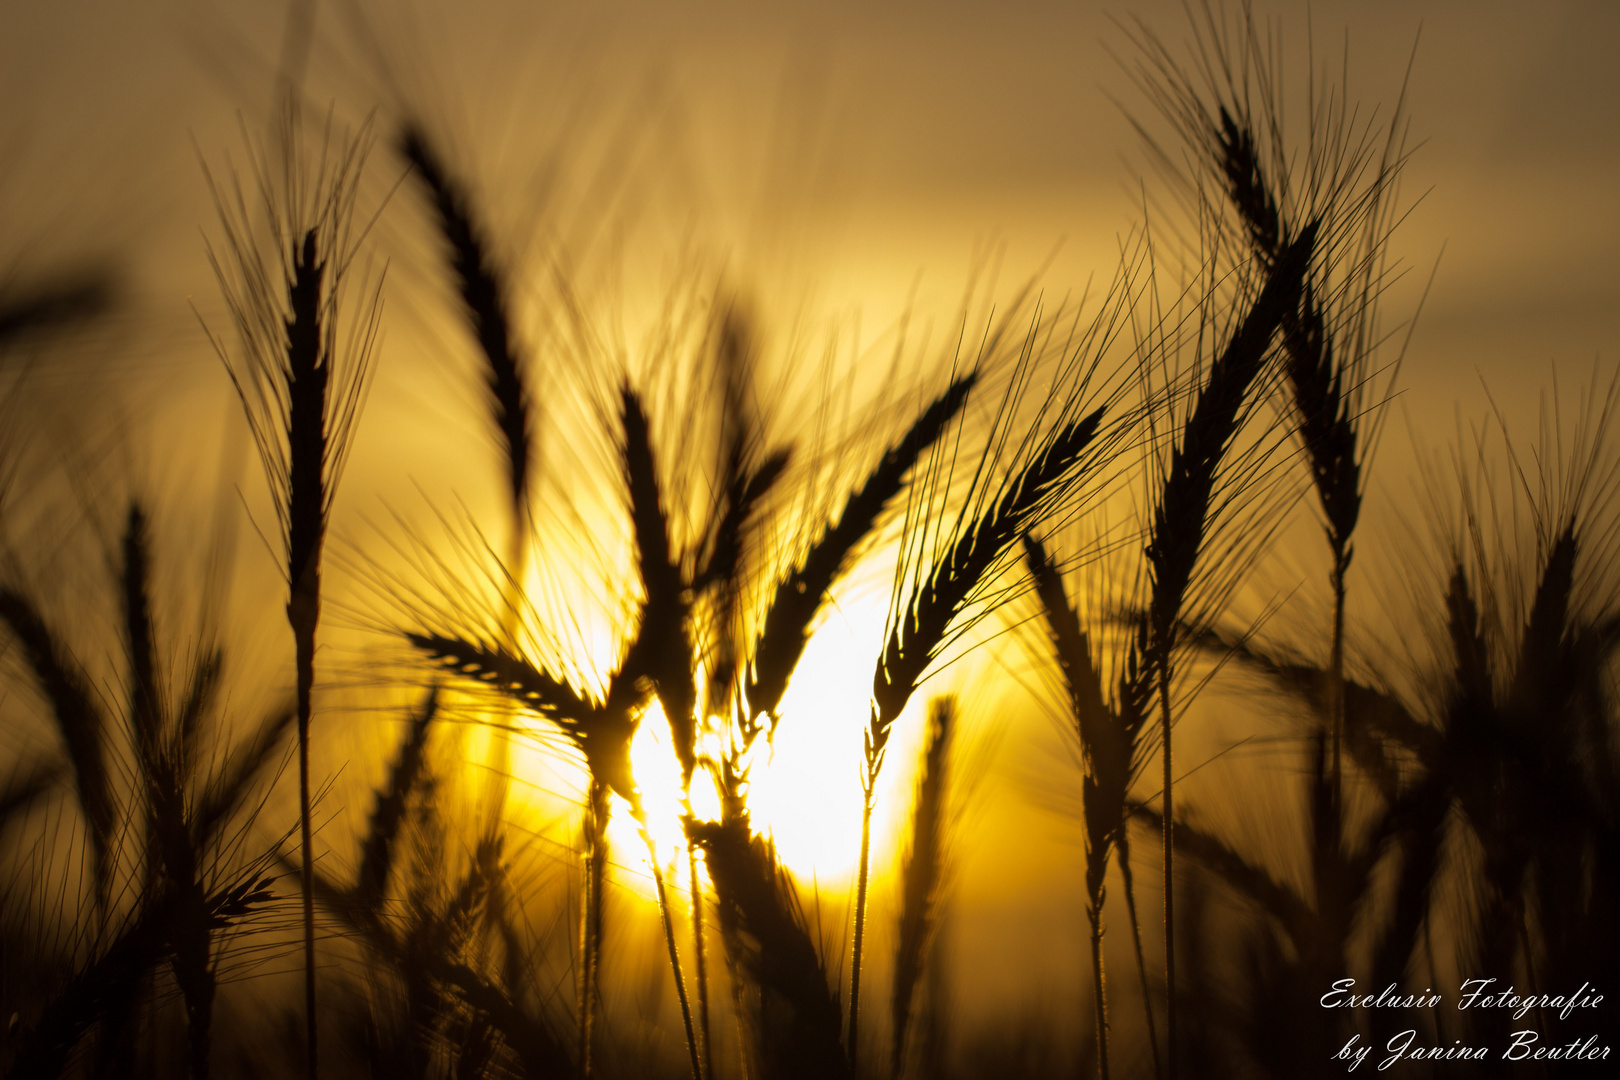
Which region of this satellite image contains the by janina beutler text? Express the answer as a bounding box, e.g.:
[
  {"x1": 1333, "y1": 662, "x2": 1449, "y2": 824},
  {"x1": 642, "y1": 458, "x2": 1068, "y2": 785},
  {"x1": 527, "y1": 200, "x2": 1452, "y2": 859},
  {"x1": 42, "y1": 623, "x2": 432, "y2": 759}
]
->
[{"x1": 1320, "y1": 978, "x2": 1608, "y2": 1070}]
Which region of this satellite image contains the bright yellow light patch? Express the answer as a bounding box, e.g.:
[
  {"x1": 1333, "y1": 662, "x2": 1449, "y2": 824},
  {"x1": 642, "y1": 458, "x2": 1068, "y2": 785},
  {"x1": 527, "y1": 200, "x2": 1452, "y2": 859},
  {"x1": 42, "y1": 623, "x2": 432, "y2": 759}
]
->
[
  {"x1": 621, "y1": 700, "x2": 689, "y2": 854},
  {"x1": 746, "y1": 589, "x2": 896, "y2": 886},
  {"x1": 510, "y1": 578, "x2": 928, "y2": 903}
]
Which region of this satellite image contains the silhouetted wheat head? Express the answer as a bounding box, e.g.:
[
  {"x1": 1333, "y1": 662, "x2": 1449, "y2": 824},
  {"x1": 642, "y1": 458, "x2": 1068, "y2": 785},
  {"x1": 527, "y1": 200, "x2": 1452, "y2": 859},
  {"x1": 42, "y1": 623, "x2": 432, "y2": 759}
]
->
[
  {"x1": 394, "y1": 122, "x2": 536, "y2": 850},
  {"x1": 202, "y1": 99, "x2": 384, "y2": 1080},
  {"x1": 399, "y1": 125, "x2": 534, "y2": 527},
  {"x1": 1071, "y1": 210, "x2": 1316, "y2": 1078},
  {"x1": 402, "y1": 383, "x2": 715, "y2": 1078},
  {"x1": 848, "y1": 275, "x2": 1153, "y2": 1067},
  {"x1": 686, "y1": 814, "x2": 850, "y2": 1080}
]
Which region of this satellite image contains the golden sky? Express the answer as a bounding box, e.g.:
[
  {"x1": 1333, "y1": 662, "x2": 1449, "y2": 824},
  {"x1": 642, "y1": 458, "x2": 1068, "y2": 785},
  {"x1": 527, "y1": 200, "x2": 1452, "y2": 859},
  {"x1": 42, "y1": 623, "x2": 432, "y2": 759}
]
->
[
  {"x1": 9, "y1": 0, "x2": 1618, "y2": 366},
  {"x1": 5, "y1": 0, "x2": 1620, "y2": 1037}
]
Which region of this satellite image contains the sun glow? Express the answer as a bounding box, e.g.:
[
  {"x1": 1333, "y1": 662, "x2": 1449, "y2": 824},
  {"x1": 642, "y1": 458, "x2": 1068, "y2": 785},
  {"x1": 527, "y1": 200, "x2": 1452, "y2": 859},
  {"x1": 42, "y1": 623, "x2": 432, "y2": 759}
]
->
[
  {"x1": 745, "y1": 592, "x2": 894, "y2": 885},
  {"x1": 592, "y1": 586, "x2": 922, "y2": 900},
  {"x1": 504, "y1": 560, "x2": 937, "y2": 908}
]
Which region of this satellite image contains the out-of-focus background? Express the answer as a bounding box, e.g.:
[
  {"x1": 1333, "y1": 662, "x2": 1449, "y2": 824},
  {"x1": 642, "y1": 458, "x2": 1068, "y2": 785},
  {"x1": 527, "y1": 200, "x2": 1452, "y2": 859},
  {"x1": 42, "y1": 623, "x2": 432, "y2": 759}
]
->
[{"x1": 4, "y1": 0, "x2": 1618, "y2": 1065}]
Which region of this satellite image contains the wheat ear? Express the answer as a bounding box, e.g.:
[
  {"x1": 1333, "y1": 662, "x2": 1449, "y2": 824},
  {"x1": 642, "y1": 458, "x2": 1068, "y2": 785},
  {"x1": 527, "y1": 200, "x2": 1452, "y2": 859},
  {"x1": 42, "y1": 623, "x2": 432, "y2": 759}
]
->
[
  {"x1": 688, "y1": 815, "x2": 851, "y2": 1080},
  {"x1": 1217, "y1": 104, "x2": 1363, "y2": 817},
  {"x1": 747, "y1": 373, "x2": 978, "y2": 728},
  {"x1": 1143, "y1": 223, "x2": 1316, "y2": 1075},
  {"x1": 852, "y1": 406, "x2": 1107, "y2": 1065},
  {"x1": 1024, "y1": 535, "x2": 1127, "y2": 1080},
  {"x1": 0, "y1": 589, "x2": 115, "y2": 911}
]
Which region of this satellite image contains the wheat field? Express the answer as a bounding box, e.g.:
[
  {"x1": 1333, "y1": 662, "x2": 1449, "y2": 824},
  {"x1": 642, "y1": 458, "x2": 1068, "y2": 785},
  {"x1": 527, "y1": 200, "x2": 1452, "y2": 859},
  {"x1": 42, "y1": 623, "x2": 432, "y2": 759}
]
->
[{"x1": 1, "y1": 2, "x2": 1617, "y2": 1078}]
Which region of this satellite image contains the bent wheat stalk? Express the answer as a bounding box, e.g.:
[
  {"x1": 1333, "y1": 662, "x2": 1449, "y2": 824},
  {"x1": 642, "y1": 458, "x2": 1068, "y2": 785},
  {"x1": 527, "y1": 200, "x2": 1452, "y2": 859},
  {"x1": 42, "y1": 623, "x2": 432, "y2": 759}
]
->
[
  {"x1": 1141, "y1": 223, "x2": 1315, "y2": 1076},
  {"x1": 851, "y1": 404, "x2": 1107, "y2": 1065}
]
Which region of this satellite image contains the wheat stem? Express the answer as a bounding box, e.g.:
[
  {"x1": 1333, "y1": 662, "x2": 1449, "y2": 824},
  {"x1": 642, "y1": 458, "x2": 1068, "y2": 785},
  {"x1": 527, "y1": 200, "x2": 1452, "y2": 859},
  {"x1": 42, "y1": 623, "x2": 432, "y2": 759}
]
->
[
  {"x1": 855, "y1": 407, "x2": 1107, "y2": 1069},
  {"x1": 1117, "y1": 827, "x2": 1162, "y2": 1080},
  {"x1": 1142, "y1": 225, "x2": 1316, "y2": 1076},
  {"x1": 691, "y1": 844, "x2": 715, "y2": 1080},
  {"x1": 280, "y1": 227, "x2": 328, "y2": 1080},
  {"x1": 580, "y1": 778, "x2": 609, "y2": 1079},
  {"x1": 849, "y1": 785, "x2": 875, "y2": 1072},
  {"x1": 891, "y1": 698, "x2": 953, "y2": 1080},
  {"x1": 639, "y1": 812, "x2": 704, "y2": 1080}
]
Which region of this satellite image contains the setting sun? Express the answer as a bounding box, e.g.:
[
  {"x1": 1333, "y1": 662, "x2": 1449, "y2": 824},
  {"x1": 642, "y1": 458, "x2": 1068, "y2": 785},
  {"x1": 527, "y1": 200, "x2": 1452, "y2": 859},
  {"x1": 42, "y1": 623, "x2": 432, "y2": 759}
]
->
[
  {"x1": 746, "y1": 588, "x2": 901, "y2": 883},
  {"x1": 582, "y1": 586, "x2": 921, "y2": 897}
]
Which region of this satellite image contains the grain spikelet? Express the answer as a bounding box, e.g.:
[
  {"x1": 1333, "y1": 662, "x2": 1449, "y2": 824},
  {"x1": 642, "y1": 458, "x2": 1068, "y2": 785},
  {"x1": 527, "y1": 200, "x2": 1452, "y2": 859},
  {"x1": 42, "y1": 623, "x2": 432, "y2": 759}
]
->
[
  {"x1": 400, "y1": 125, "x2": 534, "y2": 519},
  {"x1": 620, "y1": 386, "x2": 698, "y2": 784},
  {"x1": 356, "y1": 686, "x2": 441, "y2": 905},
  {"x1": 0, "y1": 588, "x2": 115, "y2": 908},
  {"x1": 687, "y1": 816, "x2": 850, "y2": 1080},
  {"x1": 890, "y1": 696, "x2": 955, "y2": 1080},
  {"x1": 747, "y1": 373, "x2": 978, "y2": 726}
]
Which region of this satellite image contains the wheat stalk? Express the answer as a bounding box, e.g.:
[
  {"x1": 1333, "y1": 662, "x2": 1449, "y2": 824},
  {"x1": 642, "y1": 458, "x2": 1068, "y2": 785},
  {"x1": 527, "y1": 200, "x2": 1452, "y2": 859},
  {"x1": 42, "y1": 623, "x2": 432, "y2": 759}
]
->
[
  {"x1": 1187, "y1": 52, "x2": 1417, "y2": 1056},
  {"x1": 618, "y1": 385, "x2": 706, "y2": 1079},
  {"x1": 113, "y1": 501, "x2": 306, "y2": 1079},
  {"x1": 746, "y1": 373, "x2": 978, "y2": 730},
  {"x1": 354, "y1": 686, "x2": 441, "y2": 907},
  {"x1": 1214, "y1": 104, "x2": 1369, "y2": 822},
  {"x1": 400, "y1": 122, "x2": 537, "y2": 837},
  {"x1": 399, "y1": 125, "x2": 534, "y2": 525},
  {"x1": 119, "y1": 504, "x2": 216, "y2": 1080},
  {"x1": 405, "y1": 621, "x2": 702, "y2": 1077},
  {"x1": 203, "y1": 101, "x2": 382, "y2": 1080},
  {"x1": 687, "y1": 814, "x2": 850, "y2": 1080},
  {"x1": 0, "y1": 589, "x2": 115, "y2": 912},
  {"x1": 851, "y1": 404, "x2": 1107, "y2": 1066},
  {"x1": 685, "y1": 306, "x2": 801, "y2": 1079},
  {"x1": 6, "y1": 874, "x2": 275, "y2": 1080},
  {"x1": 889, "y1": 696, "x2": 954, "y2": 1080},
  {"x1": 289, "y1": 693, "x2": 574, "y2": 1079},
  {"x1": 620, "y1": 386, "x2": 699, "y2": 786},
  {"x1": 1138, "y1": 223, "x2": 1314, "y2": 1075},
  {"x1": 579, "y1": 777, "x2": 610, "y2": 1078},
  {"x1": 1023, "y1": 535, "x2": 1138, "y2": 1080}
]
